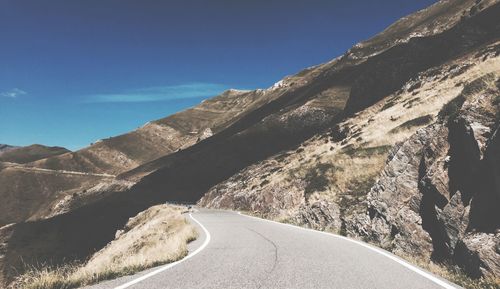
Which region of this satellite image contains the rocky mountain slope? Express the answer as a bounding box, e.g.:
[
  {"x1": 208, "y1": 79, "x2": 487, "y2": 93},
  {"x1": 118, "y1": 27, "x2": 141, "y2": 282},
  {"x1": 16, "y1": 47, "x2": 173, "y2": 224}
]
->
[
  {"x1": 0, "y1": 0, "x2": 499, "y2": 286},
  {"x1": 29, "y1": 88, "x2": 279, "y2": 176},
  {"x1": 0, "y1": 144, "x2": 78, "y2": 226},
  {"x1": 0, "y1": 88, "x2": 280, "y2": 226}
]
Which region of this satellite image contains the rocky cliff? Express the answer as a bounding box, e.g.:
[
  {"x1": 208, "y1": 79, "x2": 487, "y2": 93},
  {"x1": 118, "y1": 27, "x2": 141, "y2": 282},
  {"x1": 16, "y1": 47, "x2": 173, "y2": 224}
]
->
[{"x1": 344, "y1": 73, "x2": 500, "y2": 278}]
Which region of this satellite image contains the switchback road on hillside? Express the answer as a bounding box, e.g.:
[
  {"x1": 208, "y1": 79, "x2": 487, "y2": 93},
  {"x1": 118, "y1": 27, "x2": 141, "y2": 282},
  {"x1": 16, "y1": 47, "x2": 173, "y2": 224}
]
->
[
  {"x1": 3, "y1": 162, "x2": 115, "y2": 178},
  {"x1": 84, "y1": 209, "x2": 460, "y2": 289}
]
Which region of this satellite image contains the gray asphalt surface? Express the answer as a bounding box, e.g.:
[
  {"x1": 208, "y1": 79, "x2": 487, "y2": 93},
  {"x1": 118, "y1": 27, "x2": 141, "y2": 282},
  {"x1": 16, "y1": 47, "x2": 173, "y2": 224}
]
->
[{"x1": 84, "y1": 209, "x2": 460, "y2": 289}]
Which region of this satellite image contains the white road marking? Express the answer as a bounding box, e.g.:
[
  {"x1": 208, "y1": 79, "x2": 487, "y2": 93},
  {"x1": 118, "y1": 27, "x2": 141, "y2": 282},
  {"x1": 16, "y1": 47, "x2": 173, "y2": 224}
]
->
[
  {"x1": 111, "y1": 210, "x2": 457, "y2": 289},
  {"x1": 113, "y1": 213, "x2": 211, "y2": 289},
  {"x1": 237, "y1": 212, "x2": 459, "y2": 289}
]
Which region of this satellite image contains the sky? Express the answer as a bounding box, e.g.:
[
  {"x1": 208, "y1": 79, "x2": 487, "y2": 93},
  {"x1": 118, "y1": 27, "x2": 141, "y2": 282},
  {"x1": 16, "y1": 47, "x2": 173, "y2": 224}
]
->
[{"x1": 0, "y1": 0, "x2": 436, "y2": 150}]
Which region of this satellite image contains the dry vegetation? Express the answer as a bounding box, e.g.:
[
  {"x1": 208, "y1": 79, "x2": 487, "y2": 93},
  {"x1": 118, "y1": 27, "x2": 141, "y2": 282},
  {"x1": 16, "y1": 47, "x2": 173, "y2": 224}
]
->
[
  {"x1": 238, "y1": 51, "x2": 500, "y2": 215},
  {"x1": 201, "y1": 52, "x2": 500, "y2": 288},
  {"x1": 9, "y1": 205, "x2": 197, "y2": 289},
  {"x1": 284, "y1": 141, "x2": 389, "y2": 206},
  {"x1": 397, "y1": 253, "x2": 500, "y2": 289}
]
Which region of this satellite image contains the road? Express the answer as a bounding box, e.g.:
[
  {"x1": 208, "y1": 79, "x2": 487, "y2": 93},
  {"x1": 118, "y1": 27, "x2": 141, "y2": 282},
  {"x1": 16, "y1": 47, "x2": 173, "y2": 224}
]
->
[
  {"x1": 84, "y1": 209, "x2": 460, "y2": 289},
  {"x1": 2, "y1": 162, "x2": 115, "y2": 177}
]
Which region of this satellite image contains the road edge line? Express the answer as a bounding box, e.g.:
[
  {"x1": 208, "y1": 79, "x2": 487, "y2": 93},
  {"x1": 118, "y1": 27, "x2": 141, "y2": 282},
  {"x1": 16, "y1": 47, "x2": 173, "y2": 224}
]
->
[
  {"x1": 237, "y1": 211, "x2": 459, "y2": 289},
  {"x1": 113, "y1": 212, "x2": 211, "y2": 289}
]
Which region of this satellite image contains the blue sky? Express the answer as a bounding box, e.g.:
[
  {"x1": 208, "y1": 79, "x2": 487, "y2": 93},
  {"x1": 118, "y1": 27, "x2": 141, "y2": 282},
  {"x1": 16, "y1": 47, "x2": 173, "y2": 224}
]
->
[{"x1": 0, "y1": 0, "x2": 436, "y2": 150}]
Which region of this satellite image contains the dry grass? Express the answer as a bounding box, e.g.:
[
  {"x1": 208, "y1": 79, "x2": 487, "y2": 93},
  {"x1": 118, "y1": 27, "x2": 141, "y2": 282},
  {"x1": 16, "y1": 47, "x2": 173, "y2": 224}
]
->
[
  {"x1": 389, "y1": 114, "x2": 434, "y2": 134},
  {"x1": 301, "y1": 143, "x2": 388, "y2": 206},
  {"x1": 340, "y1": 54, "x2": 500, "y2": 150},
  {"x1": 398, "y1": 253, "x2": 500, "y2": 289},
  {"x1": 10, "y1": 205, "x2": 197, "y2": 289},
  {"x1": 279, "y1": 138, "x2": 389, "y2": 204}
]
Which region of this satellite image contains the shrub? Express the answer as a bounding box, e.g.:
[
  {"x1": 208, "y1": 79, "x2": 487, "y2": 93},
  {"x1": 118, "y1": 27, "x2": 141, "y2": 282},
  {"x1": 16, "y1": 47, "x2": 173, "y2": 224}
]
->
[
  {"x1": 342, "y1": 145, "x2": 392, "y2": 157},
  {"x1": 304, "y1": 163, "x2": 336, "y2": 198},
  {"x1": 390, "y1": 114, "x2": 434, "y2": 133},
  {"x1": 380, "y1": 100, "x2": 396, "y2": 111}
]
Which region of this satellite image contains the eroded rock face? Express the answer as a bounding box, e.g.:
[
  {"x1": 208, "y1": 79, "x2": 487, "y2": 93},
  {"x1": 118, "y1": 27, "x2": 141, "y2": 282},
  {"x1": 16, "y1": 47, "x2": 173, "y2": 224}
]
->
[
  {"x1": 199, "y1": 160, "x2": 306, "y2": 217},
  {"x1": 348, "y1": 125, "x2": 440, "y2": 259},
  {"x1": 436, "y1": 191, "x2": 470, "y2": 258},
  {"x1": 454, "y1": 232, "x2": 500, "y2": 278},
  {"x1": 291, "y1": 201, "x2": 342, "y2": 232},
  {"x1": 346, "y1": 74, "x2": 500, "y2": 277},
  {"x1": 484, "y1": 125, "x2": 500, "y2": 220},
  {"x1": 0, "y1": 224, "x2": 14, "y2": 286}
]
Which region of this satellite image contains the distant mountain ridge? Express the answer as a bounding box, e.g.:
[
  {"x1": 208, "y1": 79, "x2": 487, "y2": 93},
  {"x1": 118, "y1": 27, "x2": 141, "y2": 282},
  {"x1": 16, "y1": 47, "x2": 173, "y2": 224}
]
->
[
  {"x1": 0, "y1": 144, "x2": 18, "y2": 154},
  {"x1": 0, "y1": 144, "x2": 69, "y2": 164}
]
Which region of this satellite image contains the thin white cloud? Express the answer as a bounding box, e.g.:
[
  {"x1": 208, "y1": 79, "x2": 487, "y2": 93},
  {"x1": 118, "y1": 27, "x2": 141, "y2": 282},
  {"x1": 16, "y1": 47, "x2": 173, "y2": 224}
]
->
[
  {"x1": 0, "y1": 88, "x2": 27, "y2": 98},
  {"x1": 85, "y1": 83, "x2": 231, "y2": 103}
]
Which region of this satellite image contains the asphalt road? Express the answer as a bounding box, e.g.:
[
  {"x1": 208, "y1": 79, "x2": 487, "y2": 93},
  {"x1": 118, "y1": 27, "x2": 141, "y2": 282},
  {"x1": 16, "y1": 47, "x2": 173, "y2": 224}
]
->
[{"x1": 84, "y1": 209, "x2": 460, "y2": 289}]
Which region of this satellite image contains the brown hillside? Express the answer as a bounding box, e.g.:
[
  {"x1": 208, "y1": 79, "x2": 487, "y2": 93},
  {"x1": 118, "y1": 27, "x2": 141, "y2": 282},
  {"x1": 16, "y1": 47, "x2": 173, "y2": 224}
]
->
[{"x1": 0, "y1": 144, "x2": 69, "y2": 164}]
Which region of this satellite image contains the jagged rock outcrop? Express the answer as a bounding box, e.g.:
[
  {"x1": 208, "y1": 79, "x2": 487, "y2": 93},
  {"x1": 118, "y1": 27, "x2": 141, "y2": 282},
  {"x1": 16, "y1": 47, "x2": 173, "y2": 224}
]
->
[
  {"x1": 199, "y1": 159, "x2": 306, "y2": 215},
  {"x1": 291, "y1": 201, "x2": 342, "y2": 232},
  {"x1": 454, "y1": 232, "x2": 500, "y2": 278},
  {"x1": 346, "y1": 74, "x2": 500, "y2": 277},
  {"x1": 345, "y1": 125, "x2": 441, "y2": 257},
  {"x1": 198, "y1": 128, "x2": 213, "y2": 141}
]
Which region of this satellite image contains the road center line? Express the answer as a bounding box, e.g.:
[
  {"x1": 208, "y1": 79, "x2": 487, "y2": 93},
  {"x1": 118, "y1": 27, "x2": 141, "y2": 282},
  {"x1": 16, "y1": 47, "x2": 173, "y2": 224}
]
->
[
  {"x1": 237, "y1": 212, "x2": 458, "y2": 289},
  {"x1": 113, "y1": 213, "x2": 211, "y2": 289}
]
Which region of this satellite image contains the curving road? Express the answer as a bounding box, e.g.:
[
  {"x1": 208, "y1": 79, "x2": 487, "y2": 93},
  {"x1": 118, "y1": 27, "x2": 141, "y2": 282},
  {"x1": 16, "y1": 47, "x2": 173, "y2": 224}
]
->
[{"x1": 84, "y1": 209, "x2": 460, "y2": 289}]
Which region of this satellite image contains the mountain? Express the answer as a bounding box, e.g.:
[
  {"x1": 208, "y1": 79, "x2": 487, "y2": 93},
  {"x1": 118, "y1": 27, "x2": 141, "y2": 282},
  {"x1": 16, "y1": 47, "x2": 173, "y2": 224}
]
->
[
  {"x1": 0, "y1": 144, "x2": 18, "y2": 154},
  {"x1": 0, "y1": 88, "x2": 276, "y2": 226},
  {"x1": 29, "y1": 88, "x2": 269, "y2": 175},
  {"x1": 0, "y1": 144, "x2": 69, "y2": 164},
  {"x1": 1, "y1": 0, "x2": 499, "y2": 286}
]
